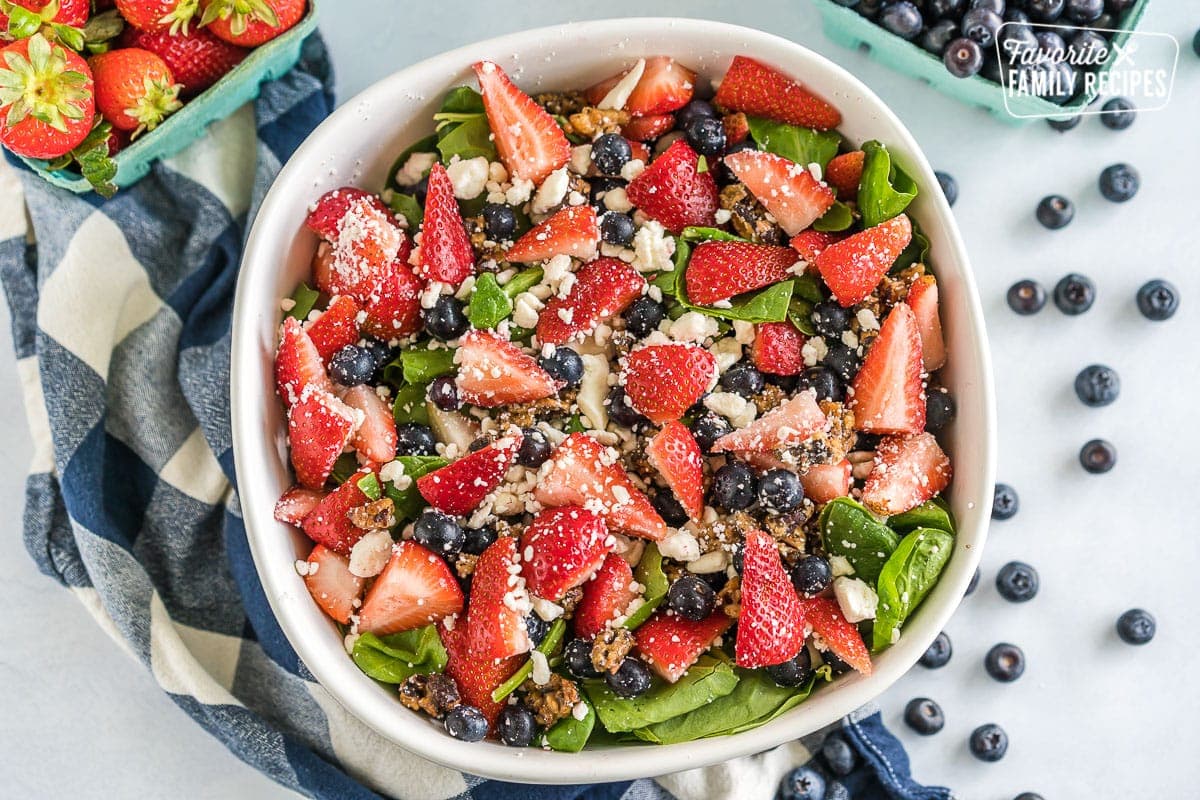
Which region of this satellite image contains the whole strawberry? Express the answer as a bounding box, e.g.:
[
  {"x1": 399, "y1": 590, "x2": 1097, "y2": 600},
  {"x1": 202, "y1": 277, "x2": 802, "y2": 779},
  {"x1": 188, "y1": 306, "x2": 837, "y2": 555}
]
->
[
  {"x1": 121, "y1": 25, "x2": 247, "y2": 95},
  {"x1": 0, "y1": 0, "x2": 90, "y2": 36},
  {"x1": 88, "y1": 47, "x2": 182, "y2": 135},
  {"x1": 0, "y1": 33, "x2": 95, "y2": 159},
  {"x1": 199, "y1": 0, "x2": 303, "y2": 47},
  {"x1": 114, "y1": 0, "x2": 199, "y2": 34}
]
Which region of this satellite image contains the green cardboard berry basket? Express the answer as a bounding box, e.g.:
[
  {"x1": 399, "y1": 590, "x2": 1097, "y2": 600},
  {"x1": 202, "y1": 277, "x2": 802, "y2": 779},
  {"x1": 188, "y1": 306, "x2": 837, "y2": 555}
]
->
[
  {"x1": 811, "y1": 0, "x2": 1149, "y2": 124},
  {"x1": 18, "y1": 0, "x2": 319, "y2": 194}
]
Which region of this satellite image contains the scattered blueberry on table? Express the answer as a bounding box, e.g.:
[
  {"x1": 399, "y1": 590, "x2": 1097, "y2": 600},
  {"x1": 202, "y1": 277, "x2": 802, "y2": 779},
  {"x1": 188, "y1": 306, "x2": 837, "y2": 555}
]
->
[
  {"x1": 904, "y1": 697, "x2": 945, "y2": 735},
  {"x1": 1014, "y1": 794, "x2": 1046, "y2": 800},
  {"x1": 920, "y1": 631, "x2": 953, "y2": 669},
  {"x1": 821, "y1": 732, "x2": 857, "y2": 776},
  {"x1": 1074, "y1": 364, "x2": 1120, "y2": 407},
  {"x1": 825, "y1": 781, "x2": 851, "y2": 800},
  {"x1": 1035, "y1": 195, "x2": 1074, "y2": 230},
  {"x1": 965, "y1": 566, "x2": 981, "y2": 596},
  {"x1": 1099, "y1": 163, "x2": 1139, "y2": 203},
  {"x1": 1053, "y1": 273, "x2": 1096, "y2": 315},
  {"x1": 996, "y1": 561, "x2": 1039, "y2": 603},
  {"x1": 969, "y1": 723, "x2": 1009, "y2": 762},
  {"x1": 1079, "y1": 438, "x2": 1117, "y2": 474},
  {"x1": 780, "y1": 765, "x2": 826, "y2": 800},
  {"x1": 1006, "y1": 279, "x2": 1046, "y2": 315},
  {"x1": 1116, "y1": 608, "x2": 1156, "y2": 645},
  {"x1": 935, "y1": 170, "x2": 958, "y2": 206},
  {"x1": 1100, "y1": 96, "x2": 1136, "y2": 130},
  {"x1": 992, "y1": 483, "x2": 1019, "y2": 520},
  {"x1": 984, "y1": 643, "x2": 1026, "y2": 683},
  {"x1": 1047, "y1": 115, "x2": 1082, "y2": 133},
  {"x1": 1136, "y1": 279, "x2": 1179, "y2": 321}
]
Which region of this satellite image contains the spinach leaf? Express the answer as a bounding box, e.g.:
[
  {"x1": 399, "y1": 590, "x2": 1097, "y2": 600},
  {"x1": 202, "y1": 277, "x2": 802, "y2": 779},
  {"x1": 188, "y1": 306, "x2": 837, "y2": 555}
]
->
[
  {"x1": 435, "y1": 86, "x2": 486, "y2": 117},
  {"x1": 650, "y1": 237, "x2": 688, "y2": 297},
  {"x1": 792, "y1": 272, "x2": 826, "y2": 304},
  {"x1": 788, "y1": 298, "x2": 816, "y2": 335},
  {"x1": 813, "y1": 201, "x2": 854, "y2": 232},
  {"x1": 286, "y1": 283, "x2": 320, "y2": 321},
  {"x1": 329, "y1": 453, "x2": 359, "y2": 485},
  {"x1": 725, "y1": 673, "x2": 824, "y2": 734},
  {"x1": 393, "y1": 348, "x2": 456, "y2": 385},
  {"x1": 586, "y1": 654, "x2": 738, "y2": 733},
  {"x1": 888, "y1": 497, "x2": 955, "y2": 535},
  {"x1": 873, "y1": 527, "x2": 954, "y2": 651},
  {"x1": 385, "y1": 133, "x2": 438, "y2": 194},
  {"x1": 437, "y1": 115, "x2": 496, "y2": 163},
  {"x1": 491, "y1": 618, "x2": 568, "y2": 703},
  {"x1": 351, "y1": 626, "x2": 447, "y2": 684},
  {"x1": 623, "y1": 543, "x2": 669, "y2": 630},
  {"x1": 746, "y1": 116, "x2": 841, "y2": 170},
  {"x1": 468, "y1": 273, "x2": 513, "y2": 330},
  {"x1": 892, "y1": 221, "x2": 931, "y2": 272},
  {"x1": 545, "y1": 697, "x2": 596, "y2": 752},
  {"x1": 385, "y1": 456, "x2": 450, "y2": 520},
  {"x1": 857, "y1": 140, "x2": 918, "y2": 228},
  {"x1": 682, "y1": 279, "x2": 795, "y2": 324},
  {"x1": 387, "y1": 192, "x2": 424, "y2": 228},
  {"x1": 563, "y1": 414, "x2": 586, "y2": 434},
  {"x1": 680, "y1": 226, "x2": 748, "y2": 243},
  {"x1": 392, "y1": 383, "x2": 430, "y2": 425},
  {"x1": 819, "y1": 497, "x2": 900, "y2": 584},
  {"x1": 356, "y1": 472, "x2": 382, "y2": 501},
  {"x1": 501, "y1": 267, "x2": 544, "y2": 298}
]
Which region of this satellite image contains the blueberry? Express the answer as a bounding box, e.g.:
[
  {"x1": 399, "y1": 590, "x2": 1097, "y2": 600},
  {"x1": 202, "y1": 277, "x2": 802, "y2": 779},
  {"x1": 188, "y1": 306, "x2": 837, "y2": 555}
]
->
[
  {"x1": 625, "y1": 296, "x2": 665, "y2": 338},
  {"x1": 363, "y1": 338, "x2": 393, "y2": 371},
  {"x1": 1105, "y1": 0, "x2": 1136, "y2": 12},
  {"x1": 1053, "y1": 273, "x2": 1095, "y2": 315},
  {"x1": 711, "y1": 463, "x2": 757, "y2": 511},
  {"x1": 445, "y1": 705, "x2": 488, "y2": 742},
  {"x1": 1035, "y1": 195, "x2": 1074, "y2": 230},
  {"x1": 652, "y1": 490, "x2": 690, "y2": 528},
  {"x1": 396, "y1": 422, "x2": 437, "y2": 456},
  {"x1": 780, "y1": 766, "x2": 826, "y2": 800},
  {"x1": 1071, "y1": 29, "x2": 1109, "y2": 66},
  {"x1": 732, "y1": 542, "x2": 744, "y2": 573},
  {"x1": 969, "y1": 723, "x2": 1009, "y2": 761},
  {"x1": 1047, "y1": 115, "x2": 1082, "y2": 132},
  {"x1": 462, "y1": 524, "x2": 497, "y2": 555},
  {"x1": 468, "y1": 436, "x2": 490, "y2": 452},
  {"x1": 926, "y1": 389, "x2": 955, "y2": 432},
  {"x1": 539, "y1": 347, "x2": 584, "y2": 387},
  {"x1": 565, "y1": 638, "x2": 601, "y2": 679},
  {"x1": 935, "y1": 170, "x2": 959, "y2": 207},
  {"x1": 600, "y1": 211, "x2": 635, "y2": 246},
  {"x1": 962, "y1": 8, "x2": 1002, "y2": 47},
  {"x1": 1074, "y1": 364, "x2": 1120, "y2": 407},
  {"x1": 996, "y1": 561, "x2": 1039, "y2": 602},
  {"x1": 822, "y1": 342, "x2": 861, "y2": 384},
  {"x1": 1065, "y1": 0, "x2": 1103, "y2": 22},
  {"x1": 944, "y1": 37, "x2": 984, "y2": 78},
  {"x1": 802, "y1": 366, "x2": 844, "y2": 402},
  {"x1": 720, "y1": 362, "x2": 765, "y2": 398},
  {"x1": 684, "y1": 116, "x2": 727, "y2": 157},
  {"x1": 1026, "y1": 0, "x2": 1064, "y2": 21},
  {"x1": 605, "y1": 657, "x2": 652, "y2": 698},
  {"x1": 668, "y1": 575, "x2": 716, "y2": 621},
  {"x1": 516, "y1": 427, "x2": 553, "y2": 467},
  {"x1": 524, "y1": 615, "x2": 550, "y2": 648},
  {"x1": 826, "y1": 782, "x2": 850, "y2": 800},
  {"x1": 879, "y1": 0, "x2": 924, "y2": 39},
  {"x1": 1136, "y1": 279, "x2": 1179, "y2": 321},
  {"x1": 904, "y1": 697, "x2": 945, "y2": 735},
  {"x1": 329, "y1": 344, "x2": 376, "y2": 386},
  {"x1": 765, "y1": 648, "x2": 814, "y2": 687},
  {"x1": 823, "y1": 650, "x2": 852, "y2": 675},
  {"x1": 591, "y1": 132, "x2": 632, "y2": 176},
  {"x1": 857, "y1": 0, "x2": 884, "y2": 17},
  {"x1": 927, "y1": 0, "x2": 965, "y2": 17},
  {"x1": 1116, "y1": 608, "x2": 1156, "y2": 645},
  {"x1": 758, "y1": 469, "x2": 804, "y2": 514},
  {"x1": 992, "y1": 483, "x2": 1019, "y2": 520},
  {"x1": 984, "y1": 642, "x2": 1026, "y2": 682},
  {"x1": 920, "y1": 632, "x2": 953, "y2": 668},
  {"x1": 821, "y1": 732, "x2": 857, "y2": 776},
  {"x1": 607, "y1": 387, "x2": 649, "y2": 429},
  {"x1": 1006, "y1": 8, "x2": 1030, "y2": 24},
  {"x1": 1035, "y1": 30, "x2": 1066, "y2": 57},
  {"x1": 675, "y1": 99, "x2": 716, "y2": 132},
  {"x1": 1100, "y1": 96, "x2": 1136, "y2": 130},
  {"x1": 920, "y1": 19, "x2": 960, "y2": 54},
  {"x1": 1079, "y1": 438, "x2": 1116, "y2": 474},
  {"x1": 1006, "y1": 281, "x2": 1046, "y2": 317},
  {"x1": 427, "y1": 374, "x2": 461, "y2": 411},
  {"x1": 767, "y1": 373, "x2": 800, "y2": 392},
  {"x1": 691, "y1": 411, "x2": 733, "y2": 454},
  {"x1": 1043, "y1": 61, "x2": 1077, "y2": 104},
  {"x1": 1195, "y1": 27, "x2": 1200, "y2": 59},
  {"x1": 496, "y1": 703, "x2": 537, "y2": 747},
  {"x1": 482, "y1": 202, "x2": 517, "y2": 240},
  {"x1": 1014, "y1": 795, "x2": 1046, "y2": 800},
  {"x1": 423, "y1": 295, "x2": 469, "y2": 341},
  {"x1": 413, "y1": 511, "x2": 465, "y2": 555},
  {"x1": 811, "y1": 300, "x2": 850, "y2": 337},
  {"x1": 791, "y1": 555, "x2": 833, "y2": 597},
  {"x1": 970, "y1": 0, "x2": 1004, "y2": 12},
  {"x1": 1099, "y1": 162, "x2": 1139, "y2": 202},
  {"x1": 966, "y1": 566, "x2": 981, "y2": 596}
]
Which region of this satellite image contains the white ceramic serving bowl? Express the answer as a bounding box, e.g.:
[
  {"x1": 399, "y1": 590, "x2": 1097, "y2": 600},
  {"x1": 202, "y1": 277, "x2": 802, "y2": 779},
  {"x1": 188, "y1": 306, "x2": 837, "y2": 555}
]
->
[{"x1": 232, "y1": 17, "x2": 996, "y2": 784}]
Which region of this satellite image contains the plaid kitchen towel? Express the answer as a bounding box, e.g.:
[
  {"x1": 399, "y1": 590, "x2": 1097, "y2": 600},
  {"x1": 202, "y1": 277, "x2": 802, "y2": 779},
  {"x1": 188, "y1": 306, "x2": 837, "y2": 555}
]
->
[{"x1": 0, "y1": 31, "x2": 949, "y2": 800}]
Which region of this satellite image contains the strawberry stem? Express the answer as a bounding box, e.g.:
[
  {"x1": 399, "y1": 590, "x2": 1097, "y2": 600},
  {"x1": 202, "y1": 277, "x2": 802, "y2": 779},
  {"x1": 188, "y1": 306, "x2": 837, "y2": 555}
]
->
[
  {"x1": 126, "y1": 76, "x2": 183, "y2": 138},
  {"x1": 0, "y1": 33, "x2": 91, "y2": 134},
  {"x1": 199, "y1": 0, "x2": 279, "y2": 36}
]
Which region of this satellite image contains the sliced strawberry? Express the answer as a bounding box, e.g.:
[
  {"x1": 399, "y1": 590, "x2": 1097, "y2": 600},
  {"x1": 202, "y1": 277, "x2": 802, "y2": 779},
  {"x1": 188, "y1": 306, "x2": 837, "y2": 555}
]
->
[
  {"x1": 713, "y1": 390, "x2": 828, "y2": 453},
  {"x1": 340, "y1": 385, "x2": 397, "y2": 464},
  {"x1": 441, "y1": 619, "x2": 523, "y2": 728},
  {"x1": 287, "y1": 388, "x2": 357, "y2": 490},
  {"x1": 574, "y1": 553, "x2": 639, "y2": 639},
  {"x1": 684, "y1": 241, "x2": 799, "y2": 305},
  {"x1": 626, "y1": 139, "x2": 718, "y2": 234},
  {"x1": 473, "y1": 60, "x2": 570, "y2": 185},
  {"x1": 799, "y1": 460, "x2": 852, "y2": 505},
  {"x1": 624, "y1": 56, "x2": 696, "y2": 115},
  {"x1": 906, "y1": 276, "x2": 946, "y2": 371},
  {"x1": 860, "y1": 433, "x2": 952, "y2": 517},
  {"x1": 636, "y1": 610, "x2": 733, "y2": 682},
  {"x1": 301, "y1": 470, "x2": 373, "y2": 555},
  {"x1": 622, "y1": 113, "x2": 674, "y2": 142},
  {"x1": 751, "y1": 321, "x2": 805, "y2": 376},
  {"x1": 628, "y1": 140, "x2": 652, "y2": 164},
  {"x1": 415, "y1": 162, "x2": 474, "y2": 285},
  {"x1": 467, "y1": 536, "x2": 533, "y2": 660},
  {"x1": 825, "y1": 151, "x2": 865, "y2": 200},
  {"x1": 506, "y1": 205, "x2": 599, "y2": 264},
  {"x1": 303, "y1": 545, "x2": 365, "y2": 624},
  {"x1": 358, "y1": 540, "x2": 464, "y2": 635},
  {"x1": 724, "y1": 149, "x2": 836, "y2": 237},
  {"x1": 306, "y1": 189, "x2": 403, "y2": 296},
  {"x1": 305, "y1": 295, "x2": 362, "y2": 363},
  {"x1": 360, "y1": 252, "x2": 423, "y2": 340},
  {"x1": 454, "y1": 331, "x2": 560, "y2": 406},
  {"x1": 735, "y1": 529, "x2": 806, "y2": 668},
  {"x1": 736, "y1": 450, "x2": 792, "y2": 473},
  {"x1": 722, "y1": 112, "x2": 750, "y2": 146},
  {"x1": 789, "y1": 229, "x2": 845, "y2": 265},
  {"x1": 275, "y1": 485, "x2": 327, "y2": 526},
  {"x1": 416, "y1": 433, "x2": 522, "y2": 515},
  {"x1": 800, "y1": 596, "x2": 872, "y2": 675},
  {"x1": 713, "y1": 55, "x2": 842, "y2": 131},
  {"x1": 534, "y1": 433, "x2": 667, "y2": 541},
  {"x1": 622, "y1": 344, "x2": 716, "y2": 426},
  {"x1": 536, "y1": 257, "x2": 646, "y2": 345},
  {"x1": 520, "y1": 506, "x2": 611, "y2": 602},
  {"x1": 815, "y1": 214, "x2": 913, "y2": 308},
  {"x1": 849, "y1": 302, "x2": 926, "y2": 435},
  {"x1": 275, "y1": 317, "x2": 332, "y2": 406},
  {"x1": 584, "y1": 69, "x2": 623, "y2": 106},
  {"x1": 305, "y1": 186, "x2": 393, "y2": 241},
  {"x1": 645, "y1": 421, "x2": 705, "y2": 521}
]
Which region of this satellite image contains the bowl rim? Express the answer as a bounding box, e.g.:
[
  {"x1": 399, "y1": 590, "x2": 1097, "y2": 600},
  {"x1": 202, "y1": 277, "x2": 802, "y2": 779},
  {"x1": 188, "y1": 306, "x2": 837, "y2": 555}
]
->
[{"x1": 232, "y1": 16, "x2": 996, "y2": 785}]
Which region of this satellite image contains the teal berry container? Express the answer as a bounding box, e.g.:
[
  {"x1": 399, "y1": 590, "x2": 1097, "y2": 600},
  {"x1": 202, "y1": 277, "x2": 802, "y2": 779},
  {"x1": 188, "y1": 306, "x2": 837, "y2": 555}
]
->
[
  {"x1": 17, "y1": 0, "x2": 319, "y2": 194},
  {"x1": 811, "y1": 0, "x2": 1150, "y2": 124}
]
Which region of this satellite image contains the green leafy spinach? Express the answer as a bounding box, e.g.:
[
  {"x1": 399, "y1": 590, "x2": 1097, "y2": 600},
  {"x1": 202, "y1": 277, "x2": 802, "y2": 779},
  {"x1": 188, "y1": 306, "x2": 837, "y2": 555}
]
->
[
  {"x1": 888, "y1": 497, "x2": 955, "y2": 535},
  {"x1": 746, "y1": 116, "x2": 842, "y2": 171},
  {"x1": 819, "y1": 497, "x2": 901, "y2": 584},
  {"x1": 351, "y1": 626, "x2": 447, "y2": 684},
  {"x1": 857, "y1": 140, "x2": 918, "y2": 228},
  {"x1": 433, "y1": 87, "x2": 497, "y2": 163},
  {"x1": 873, "y1": 527, "x2": 954, "y2": 651},
  {"x1": 586, "y1": 654, "x2": 738, "y2": 733},
  {"x1": 392, "y1": 383, "x2": 431, "y2": 425},
  {"x1": 545, "y1": 696, "x2": 596, "y2": 752},
  {"x1": 385, "y1": 455, "x2": 450, "y2": 520},
  {"x1": 286, "y1": 283, "x2": 320, "y2": 321},
  {"x1": 622, "y1": 543, "x2": 669, "y2": 630}
]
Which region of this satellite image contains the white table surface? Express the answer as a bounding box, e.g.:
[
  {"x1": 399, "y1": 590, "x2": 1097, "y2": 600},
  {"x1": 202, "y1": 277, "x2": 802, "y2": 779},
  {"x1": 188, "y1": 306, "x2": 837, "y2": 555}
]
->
[{"x1": 3, "y1": 2, "x2": 1197, "y2": 798}]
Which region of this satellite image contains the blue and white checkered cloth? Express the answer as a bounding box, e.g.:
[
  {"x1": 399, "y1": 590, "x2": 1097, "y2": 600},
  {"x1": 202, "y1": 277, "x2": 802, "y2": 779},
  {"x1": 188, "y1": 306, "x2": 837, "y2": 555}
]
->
[{"x1": 0, "y1": 32, "x2": 951, "y2": 800}]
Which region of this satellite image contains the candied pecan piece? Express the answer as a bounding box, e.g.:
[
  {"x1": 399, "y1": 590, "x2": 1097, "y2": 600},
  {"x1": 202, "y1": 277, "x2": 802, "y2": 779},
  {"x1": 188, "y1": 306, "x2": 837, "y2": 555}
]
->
[
  {"x1": 591, "y1": 627, "x2": 636, "y2": 674},
  {"x1": 521, "y1": 674, "x2": 581, "y2": 727},
  {"x1": 558, "y1": 585, "x2": 584, "y2": 617},
  {"x1": 348, "y1": 498, "x2": 396, "y2": 531},
  {"x1": 719, "y1": 183, "x2": 785, "y2": 246},
  {"x1": 752, "y1": 383, "x2": 786, "y2": 415},
  {"x1": 535, "y1": 90, "x2": 587, "y2": 116},
  {"x1": 565, "y1": 107, "x2": 630, "y2": 138},
  {"x1": 454, "y1": 552, "x2": 479, "y2": 579},
  {"x1": 399, "y1": 673, "x2": 461, "y2": 718},
  {"x1": 717, "y1": 575, "x2": 741, "y2": 618}
]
